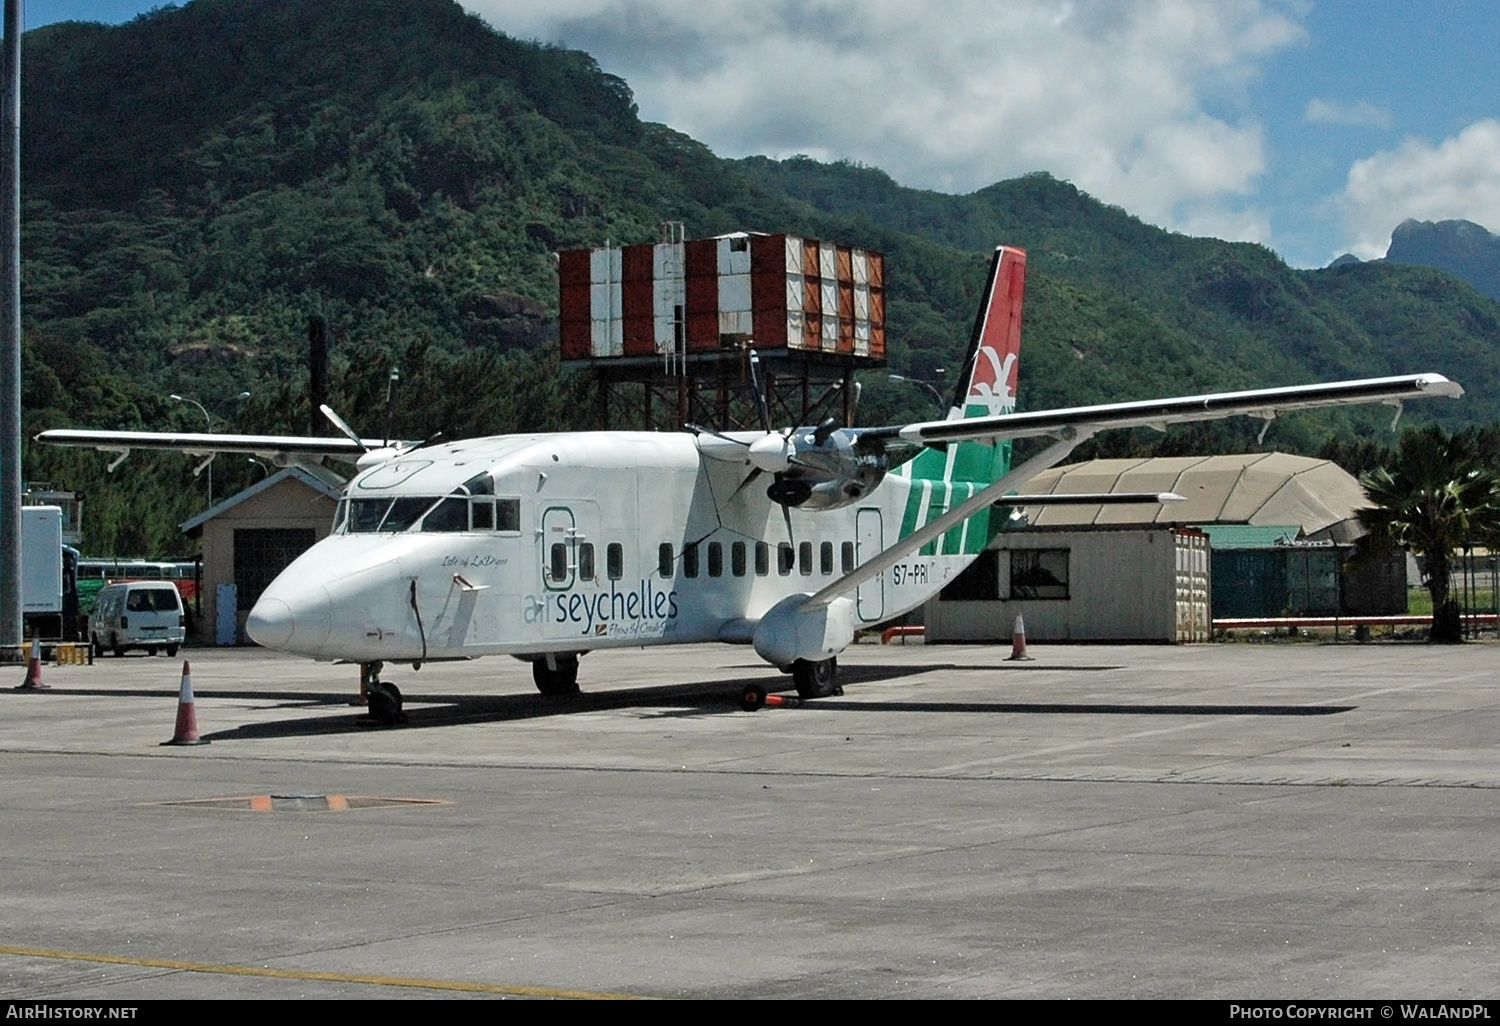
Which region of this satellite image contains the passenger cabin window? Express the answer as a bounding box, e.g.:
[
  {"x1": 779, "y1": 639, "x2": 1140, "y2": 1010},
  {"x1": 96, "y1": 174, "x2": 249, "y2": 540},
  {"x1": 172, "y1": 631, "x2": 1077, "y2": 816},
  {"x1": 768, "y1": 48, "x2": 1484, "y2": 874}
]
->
[
  {"x1": 549, "y1": 543, "x2": 569, "y2": 583},
  {"x1": 683, "y1": 542, "x2": 699, "y2": 579},
  {"x1": 778, "y1": 543, "x2": 794, "y2": 576},
  {"x1": 707, "y1": 542, "x2": 723, "y2": 578},
  {"x1": 820, "y1": 541, "x2": 834, "y2": 575},
  {"x1": 841, "y1": 541, "x2": 855, "y2": 574},
  {"x1": 731, "y1": 541, "x2": 747, "y2": 577},
  {"x1": 607, "y1": 543, "x2": 624, "y2": 581},
  {"x1": 658, "y1": 543, "x2": 673, "y2": 578},
  {"x1": 755, "y1": 542, "x2": 769, "y2": 576},
  {"x1": 578, "y1": 543, "x2": 596, "y2": 581},
  {"x1": 798, "y1": 541, "x2": 813, "y2": 576}
]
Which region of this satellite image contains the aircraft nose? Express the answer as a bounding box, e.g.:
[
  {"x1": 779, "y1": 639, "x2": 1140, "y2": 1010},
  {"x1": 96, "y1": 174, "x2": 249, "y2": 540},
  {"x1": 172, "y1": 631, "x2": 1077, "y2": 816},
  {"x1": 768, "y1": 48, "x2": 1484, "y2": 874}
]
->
[
  {"x1": 247, "y1": 589, "x2": 332, "y2": 656},
  {"x1": 246, "y1": 597, "x2": 294, "y2": 649}
]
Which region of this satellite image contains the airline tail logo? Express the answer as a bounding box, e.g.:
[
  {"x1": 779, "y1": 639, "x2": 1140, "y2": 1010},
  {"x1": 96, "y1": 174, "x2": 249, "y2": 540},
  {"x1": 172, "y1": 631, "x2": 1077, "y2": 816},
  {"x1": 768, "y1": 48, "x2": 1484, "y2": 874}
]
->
[{"x1": 955, "y1": 246, "x2": 1026, "y2": 421}]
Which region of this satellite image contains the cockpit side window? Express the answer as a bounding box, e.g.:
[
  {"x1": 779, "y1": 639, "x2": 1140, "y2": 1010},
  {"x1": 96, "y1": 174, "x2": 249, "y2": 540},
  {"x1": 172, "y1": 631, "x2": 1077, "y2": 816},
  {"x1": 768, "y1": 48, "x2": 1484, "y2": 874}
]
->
[
  {"x1": 471, "y1": 500, "x2": 494, "y2": 531},
  {"x1": 495, "y1": 498, "x2": 521, "y2": 533}
]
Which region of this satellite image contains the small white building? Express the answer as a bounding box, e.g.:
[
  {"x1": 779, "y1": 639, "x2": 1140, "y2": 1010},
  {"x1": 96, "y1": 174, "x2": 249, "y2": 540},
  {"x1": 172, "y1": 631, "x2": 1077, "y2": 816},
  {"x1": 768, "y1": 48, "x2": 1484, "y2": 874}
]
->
[
  {"x1": 181, "y1": 465, "x2": 344, "y2": 644},
  {"x1": 926, "y1": 526, "x2": 1210, "y2": 643},
  {"x1": 925, "y1": 453, "x2": 1379, "y2": 643}
]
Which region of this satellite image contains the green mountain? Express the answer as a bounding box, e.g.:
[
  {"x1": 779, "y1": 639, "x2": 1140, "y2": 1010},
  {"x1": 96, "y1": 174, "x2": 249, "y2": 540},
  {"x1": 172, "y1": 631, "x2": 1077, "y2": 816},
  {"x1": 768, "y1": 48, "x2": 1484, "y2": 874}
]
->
[
  {"x1": 17, "y1": 0, "x2": 1500, "y2": 553},
  {"x1": 1385, "y1": 218, "x2": 1500, "y2": 301}
]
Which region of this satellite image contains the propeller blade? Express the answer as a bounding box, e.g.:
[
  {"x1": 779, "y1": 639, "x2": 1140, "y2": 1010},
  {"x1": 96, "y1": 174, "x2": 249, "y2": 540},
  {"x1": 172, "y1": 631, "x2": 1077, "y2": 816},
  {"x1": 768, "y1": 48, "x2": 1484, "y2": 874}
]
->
[
  {"x1": 686, "y1": 422, "x2": 749, "y2": 446},
  {"x1": 747, "y1": 350, "x2": 773, "y2": 433},
  {"x1": 778, "y1": 483, "x2": 796, "y2": 548},
  {"x1": 320, "y1": 404, "x2": 367, "y2": 451},
  {"x1": 725, "y1": 466, "x2": 765, "y2": 503}
]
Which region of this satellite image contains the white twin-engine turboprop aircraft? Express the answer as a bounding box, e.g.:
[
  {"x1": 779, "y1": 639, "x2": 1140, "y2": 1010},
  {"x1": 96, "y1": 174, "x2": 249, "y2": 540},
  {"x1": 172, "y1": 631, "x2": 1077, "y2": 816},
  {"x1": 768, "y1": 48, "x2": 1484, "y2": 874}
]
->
[{"x1": 39, "y1": 246, "x2": 1463, "y2": 722}]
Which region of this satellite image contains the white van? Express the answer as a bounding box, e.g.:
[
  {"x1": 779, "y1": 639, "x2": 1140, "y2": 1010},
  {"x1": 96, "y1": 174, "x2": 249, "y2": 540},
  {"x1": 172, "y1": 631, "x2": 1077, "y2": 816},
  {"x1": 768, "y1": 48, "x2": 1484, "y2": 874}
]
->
[{"x1": 88, "y1": 582, "x2": 186, "y2": 657}]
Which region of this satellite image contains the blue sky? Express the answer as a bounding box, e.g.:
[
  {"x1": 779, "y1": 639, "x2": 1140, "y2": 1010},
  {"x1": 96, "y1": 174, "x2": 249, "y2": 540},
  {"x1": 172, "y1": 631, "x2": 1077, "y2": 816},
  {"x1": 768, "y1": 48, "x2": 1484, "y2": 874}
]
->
[{"x1": 26, "y1": 1, "x2": 1500, "y2": 268}]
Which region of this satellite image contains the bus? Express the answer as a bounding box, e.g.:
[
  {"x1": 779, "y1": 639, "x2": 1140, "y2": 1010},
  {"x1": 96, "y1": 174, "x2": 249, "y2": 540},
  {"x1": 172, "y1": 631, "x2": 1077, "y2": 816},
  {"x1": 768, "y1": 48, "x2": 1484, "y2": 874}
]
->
[{"x1": 76, "y1": 559, "x2": 200, "y2": 617}]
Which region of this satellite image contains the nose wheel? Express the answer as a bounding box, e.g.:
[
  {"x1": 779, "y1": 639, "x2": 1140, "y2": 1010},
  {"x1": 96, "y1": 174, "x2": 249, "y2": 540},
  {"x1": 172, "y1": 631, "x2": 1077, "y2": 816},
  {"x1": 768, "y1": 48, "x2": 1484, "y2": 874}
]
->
[{"x1": 361, "y1": 662, "x2": 406, "y2": 725}]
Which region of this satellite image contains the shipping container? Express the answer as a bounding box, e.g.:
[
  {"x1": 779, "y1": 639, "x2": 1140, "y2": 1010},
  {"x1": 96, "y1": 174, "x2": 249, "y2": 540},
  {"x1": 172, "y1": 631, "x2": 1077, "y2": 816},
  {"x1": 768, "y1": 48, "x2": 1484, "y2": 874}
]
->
[{"x1": 927, "y1": 527, "x2": 1211, "y2": 643}]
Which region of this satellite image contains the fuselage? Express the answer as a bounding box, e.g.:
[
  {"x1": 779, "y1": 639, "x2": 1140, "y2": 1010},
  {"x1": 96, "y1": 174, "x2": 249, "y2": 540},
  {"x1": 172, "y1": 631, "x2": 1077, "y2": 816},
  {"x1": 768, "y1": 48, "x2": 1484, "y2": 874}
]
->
[{"x1": 246, "y1": 430, "x2": 983, "y2": 665}]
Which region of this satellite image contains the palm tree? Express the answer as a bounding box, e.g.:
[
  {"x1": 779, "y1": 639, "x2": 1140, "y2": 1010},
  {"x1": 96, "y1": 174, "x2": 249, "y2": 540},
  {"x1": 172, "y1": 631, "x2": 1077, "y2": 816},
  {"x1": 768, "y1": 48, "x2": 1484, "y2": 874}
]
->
[{"x1": 1357, "y1": 425, "x2": 1500, "y2": 642}]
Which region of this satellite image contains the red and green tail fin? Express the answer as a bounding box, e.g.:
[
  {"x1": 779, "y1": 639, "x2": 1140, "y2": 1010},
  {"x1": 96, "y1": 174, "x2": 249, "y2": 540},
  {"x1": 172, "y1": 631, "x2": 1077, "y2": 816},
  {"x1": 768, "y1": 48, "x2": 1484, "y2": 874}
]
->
[{"x1": 897, "y1": 246, "x2": 1027, "y2": 553}]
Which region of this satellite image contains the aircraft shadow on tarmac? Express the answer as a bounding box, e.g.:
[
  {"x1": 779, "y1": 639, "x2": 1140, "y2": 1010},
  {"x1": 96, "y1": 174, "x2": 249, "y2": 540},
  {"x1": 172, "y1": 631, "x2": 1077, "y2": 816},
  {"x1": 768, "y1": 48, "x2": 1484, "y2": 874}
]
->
[{"x1": 10, "y1": 663, "x2": 1355, "y2": 742}]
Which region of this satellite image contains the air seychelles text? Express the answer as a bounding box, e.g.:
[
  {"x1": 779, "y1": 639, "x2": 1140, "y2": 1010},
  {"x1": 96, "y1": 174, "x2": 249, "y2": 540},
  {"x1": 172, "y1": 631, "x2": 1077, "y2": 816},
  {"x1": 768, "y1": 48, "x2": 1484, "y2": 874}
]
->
[{"x1": 552, "y1": 578, "x2": 678, "y2": 636}]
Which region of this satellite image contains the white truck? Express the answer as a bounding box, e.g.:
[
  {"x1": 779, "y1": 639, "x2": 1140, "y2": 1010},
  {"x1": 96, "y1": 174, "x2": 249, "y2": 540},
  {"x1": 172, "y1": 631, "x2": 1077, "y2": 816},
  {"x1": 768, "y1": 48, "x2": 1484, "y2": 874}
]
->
[
  {"x1": 20, "y1": 505, "x2": 79, "y2": 640},
  {"x1": 21, "y1": 506, "x2": 63, "y2": 616}
]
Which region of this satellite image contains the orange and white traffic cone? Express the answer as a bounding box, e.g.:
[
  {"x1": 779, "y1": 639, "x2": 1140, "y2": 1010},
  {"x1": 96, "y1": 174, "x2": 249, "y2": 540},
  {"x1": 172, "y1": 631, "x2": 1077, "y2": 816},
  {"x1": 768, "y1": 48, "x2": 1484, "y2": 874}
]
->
[
  {"x1": 1006, "y1": 614, "x2": 1034, "y2": 661},
  {"x1": 17, "y1": 637, "x2": 47, "y2": 690},
  {"x1": 163, "y1": 660, "x2": 209, "y2": 746}
]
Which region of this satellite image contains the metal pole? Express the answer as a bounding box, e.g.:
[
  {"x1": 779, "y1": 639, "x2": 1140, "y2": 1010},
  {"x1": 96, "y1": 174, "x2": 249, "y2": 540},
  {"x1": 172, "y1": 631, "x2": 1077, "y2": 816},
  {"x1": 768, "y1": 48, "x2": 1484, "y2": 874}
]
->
[
  {"x1": 0, "y1": 0, "x2": 22, "y2": 652},
  {"x1": 169, "y1": 394, "x2": 212, "y2": 506}
]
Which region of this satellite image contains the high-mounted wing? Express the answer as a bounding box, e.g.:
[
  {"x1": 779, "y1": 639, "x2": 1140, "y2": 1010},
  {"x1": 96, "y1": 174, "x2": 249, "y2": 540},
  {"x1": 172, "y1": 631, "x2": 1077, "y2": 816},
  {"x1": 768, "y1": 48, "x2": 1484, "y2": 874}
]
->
[
  {"x1": 35, "y1": 429, "x2": 368, "y2": 462},
  {"x1": 801, "y1": 372, "x2": 1463, "y2": 612},
  {"x1": 861, "y1": 373, "x2": 1462, "y2": 446}
]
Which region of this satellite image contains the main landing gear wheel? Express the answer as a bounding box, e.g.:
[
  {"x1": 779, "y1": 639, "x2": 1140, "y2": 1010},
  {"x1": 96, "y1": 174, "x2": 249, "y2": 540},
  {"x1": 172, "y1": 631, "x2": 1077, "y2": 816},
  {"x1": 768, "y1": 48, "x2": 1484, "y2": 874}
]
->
[
  {"x1": 367, "y1": 678, "x2": 406, "y2": 726},
  {"x1": 792, "y1": 656, "x2": 840, "y2": 699},
  {"x1": 533, "y1": 654, "x2": 580, "y2": 696}
]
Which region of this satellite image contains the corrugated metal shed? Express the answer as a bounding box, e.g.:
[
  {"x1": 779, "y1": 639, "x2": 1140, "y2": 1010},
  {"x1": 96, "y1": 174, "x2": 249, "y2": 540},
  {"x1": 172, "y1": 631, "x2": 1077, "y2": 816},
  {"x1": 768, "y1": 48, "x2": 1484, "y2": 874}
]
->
[{"x1": 1019, "y1": 453, "x2": 1370, "y2": 542}]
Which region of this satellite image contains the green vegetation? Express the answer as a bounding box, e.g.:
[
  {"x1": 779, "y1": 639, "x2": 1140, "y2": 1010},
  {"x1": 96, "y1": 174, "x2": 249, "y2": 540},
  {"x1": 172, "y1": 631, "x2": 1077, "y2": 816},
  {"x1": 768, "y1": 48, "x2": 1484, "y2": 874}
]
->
[
  {"x1": 18, "y1": 0, "x2": 1500, "y2": 554},
  {"x1": 1357, "y1": 425, "x2": 1500, "y2": 641}
]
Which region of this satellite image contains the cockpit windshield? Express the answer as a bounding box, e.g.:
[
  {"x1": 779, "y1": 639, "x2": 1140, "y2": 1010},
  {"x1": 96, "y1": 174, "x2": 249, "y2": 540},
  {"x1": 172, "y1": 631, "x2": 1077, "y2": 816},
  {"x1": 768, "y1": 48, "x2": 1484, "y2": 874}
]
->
[
  {"x1": 345, "y1": 496, "x2": 440, "y2": 533},
  {"x1": 335, "y1": 473, "x2": 517, "y2": 535}
]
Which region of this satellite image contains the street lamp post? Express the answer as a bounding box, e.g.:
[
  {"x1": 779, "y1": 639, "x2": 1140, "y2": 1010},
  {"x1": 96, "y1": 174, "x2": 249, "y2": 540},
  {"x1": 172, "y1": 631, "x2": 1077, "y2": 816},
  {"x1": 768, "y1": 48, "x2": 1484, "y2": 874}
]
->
[
  {"x1": 889, "y1": 370, "x2": 949, "y2": 415},
  {"x1": 170, "y1": 391, "x2": 249, "y2": 507}
]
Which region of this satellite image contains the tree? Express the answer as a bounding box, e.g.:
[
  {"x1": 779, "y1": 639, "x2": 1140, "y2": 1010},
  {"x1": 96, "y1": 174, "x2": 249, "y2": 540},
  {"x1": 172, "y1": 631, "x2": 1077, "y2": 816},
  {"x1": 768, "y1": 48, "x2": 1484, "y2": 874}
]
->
[{"x1": 1357, "y1": 425, "x2": 1500, "y2": 642}]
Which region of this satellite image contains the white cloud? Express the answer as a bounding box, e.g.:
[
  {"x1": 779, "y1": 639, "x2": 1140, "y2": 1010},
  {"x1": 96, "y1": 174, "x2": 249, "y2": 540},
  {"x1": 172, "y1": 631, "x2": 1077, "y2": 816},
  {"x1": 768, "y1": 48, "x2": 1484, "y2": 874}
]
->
[
  {"x1": 1339, "y1": 119, "x2": 1500, "y2": 259},
  {"x1": 1304, "y1": 98, "x2": 1395, "y2": 130},
  {"x1": 465, "y1": 1, "x2": 1302, "y2": 238}
]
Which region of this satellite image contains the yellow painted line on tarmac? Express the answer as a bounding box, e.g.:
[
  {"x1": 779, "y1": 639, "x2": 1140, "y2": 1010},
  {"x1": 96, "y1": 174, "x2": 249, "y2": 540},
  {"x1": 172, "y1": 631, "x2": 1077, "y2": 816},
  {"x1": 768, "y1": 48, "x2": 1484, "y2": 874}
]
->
[{"x1": 0, "y1": 944, "x2": 648, "y2": 999}]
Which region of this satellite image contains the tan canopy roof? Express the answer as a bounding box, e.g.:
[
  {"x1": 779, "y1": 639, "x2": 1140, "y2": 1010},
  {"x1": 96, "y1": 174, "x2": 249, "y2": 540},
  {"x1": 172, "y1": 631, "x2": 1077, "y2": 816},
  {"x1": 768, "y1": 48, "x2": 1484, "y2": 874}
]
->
[{"x1": 1018, "y1": 453, "x2": 1370, "y2": 541}]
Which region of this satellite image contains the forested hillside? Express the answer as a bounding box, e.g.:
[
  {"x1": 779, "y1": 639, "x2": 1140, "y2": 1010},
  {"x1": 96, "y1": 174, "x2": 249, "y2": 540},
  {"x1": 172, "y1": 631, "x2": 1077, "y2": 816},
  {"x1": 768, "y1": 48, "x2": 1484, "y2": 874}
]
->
[{"x1": 18, "y1": 0, "x2": 1500, "y2": 553}]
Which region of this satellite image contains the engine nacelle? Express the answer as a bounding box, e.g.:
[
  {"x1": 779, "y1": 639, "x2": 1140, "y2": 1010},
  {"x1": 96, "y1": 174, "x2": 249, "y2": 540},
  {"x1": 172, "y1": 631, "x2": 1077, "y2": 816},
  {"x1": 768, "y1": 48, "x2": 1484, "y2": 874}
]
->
[{"x1": 767, "y1": 426, "x2": 888, "y2": 511}]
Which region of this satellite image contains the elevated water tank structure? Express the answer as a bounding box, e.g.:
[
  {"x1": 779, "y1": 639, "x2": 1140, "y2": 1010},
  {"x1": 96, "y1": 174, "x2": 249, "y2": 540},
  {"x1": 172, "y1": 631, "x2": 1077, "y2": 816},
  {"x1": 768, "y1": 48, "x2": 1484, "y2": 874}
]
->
[{"x1": 558, "y1": 226, "x2": 887, "y2": 431}]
